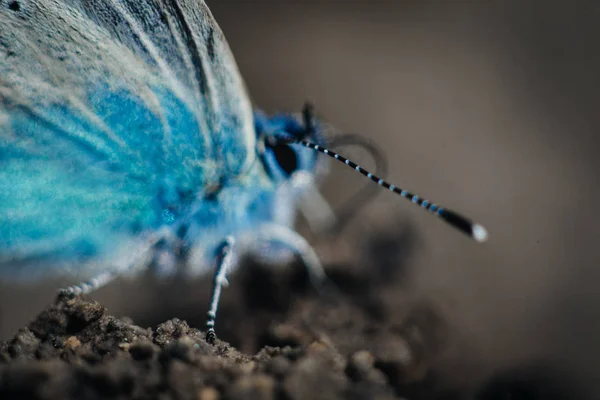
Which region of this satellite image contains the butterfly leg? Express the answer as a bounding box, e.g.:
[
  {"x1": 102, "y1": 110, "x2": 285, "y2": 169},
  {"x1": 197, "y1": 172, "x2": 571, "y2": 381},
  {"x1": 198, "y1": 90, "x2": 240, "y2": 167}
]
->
[
  {"x1": 58, "y1": 236, "x2": 160, "y2": 296},
  {"x1": 58, "y1": 270, "x2": 116, "y2": 296},
  {"x1": 205, "y1": 236, "x2": 237, "y2": 344},
  {"x1": 250, "y1": 223, "x2": 328, "y2": 290}
]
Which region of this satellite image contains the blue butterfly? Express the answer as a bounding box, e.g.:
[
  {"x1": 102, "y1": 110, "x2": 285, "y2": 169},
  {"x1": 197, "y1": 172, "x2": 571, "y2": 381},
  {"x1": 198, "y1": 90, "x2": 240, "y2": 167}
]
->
[{"x1": 0, "y1": 0, "x2": 487, "y2": 343}]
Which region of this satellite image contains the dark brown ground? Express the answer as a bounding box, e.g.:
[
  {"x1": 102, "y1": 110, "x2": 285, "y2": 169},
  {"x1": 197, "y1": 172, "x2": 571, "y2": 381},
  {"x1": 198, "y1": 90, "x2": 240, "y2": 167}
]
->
[{"x1": 0, "y1": 232, "x2": 581, "y2": 400}]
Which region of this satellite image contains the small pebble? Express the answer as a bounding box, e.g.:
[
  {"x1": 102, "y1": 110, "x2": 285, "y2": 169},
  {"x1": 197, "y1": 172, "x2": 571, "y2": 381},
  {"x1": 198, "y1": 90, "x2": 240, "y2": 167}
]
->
[{"x1": 196, "y1": 387, "x2": 220, "y2": 400}]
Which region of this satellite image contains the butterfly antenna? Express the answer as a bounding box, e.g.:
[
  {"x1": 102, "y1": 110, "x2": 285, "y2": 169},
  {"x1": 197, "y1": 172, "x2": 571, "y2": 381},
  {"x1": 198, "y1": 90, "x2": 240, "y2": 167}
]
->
[
  {"x1": 277, "y1": 103, "x2": 489, "y2": 242},
  {"x1": 324, "y1": 133, "x2": 389, "y2": 234}
]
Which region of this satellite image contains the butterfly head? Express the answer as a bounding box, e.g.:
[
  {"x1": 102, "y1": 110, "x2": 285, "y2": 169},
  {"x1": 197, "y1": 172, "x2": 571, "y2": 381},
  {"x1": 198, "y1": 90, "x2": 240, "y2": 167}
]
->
[{"x1": 255, "y1": 103, "x2": 324, "y2": 183}]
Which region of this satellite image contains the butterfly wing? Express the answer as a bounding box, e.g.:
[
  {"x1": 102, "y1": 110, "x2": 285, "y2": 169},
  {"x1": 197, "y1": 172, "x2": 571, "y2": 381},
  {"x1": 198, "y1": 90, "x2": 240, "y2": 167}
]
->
[{"x1": 0, "y1": 0, "x2": 255, "y2": 277}]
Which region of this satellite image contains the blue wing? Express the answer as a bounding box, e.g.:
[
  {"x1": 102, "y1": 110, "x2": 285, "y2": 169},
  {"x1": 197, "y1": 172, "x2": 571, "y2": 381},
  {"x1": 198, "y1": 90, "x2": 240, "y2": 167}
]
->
[{"x1": 0, "y1": 0, "x2": 255, "y2": 277}]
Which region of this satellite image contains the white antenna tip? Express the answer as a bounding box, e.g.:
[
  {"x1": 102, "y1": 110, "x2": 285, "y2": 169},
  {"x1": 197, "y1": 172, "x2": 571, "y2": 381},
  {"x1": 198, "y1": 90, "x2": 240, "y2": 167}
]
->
[{"x1": 472, "y1": 223, "x2": 489, "y2": 242}]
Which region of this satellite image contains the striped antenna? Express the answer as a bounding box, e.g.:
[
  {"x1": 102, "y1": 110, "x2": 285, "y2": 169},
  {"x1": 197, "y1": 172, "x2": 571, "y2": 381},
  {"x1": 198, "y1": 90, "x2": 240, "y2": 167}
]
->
[
  {"x1": 274, "y1": 104, "x2": 488, "y2": 242},
  {"x1": 281, "y1": 135, "x2": 488, "y2": 242}
]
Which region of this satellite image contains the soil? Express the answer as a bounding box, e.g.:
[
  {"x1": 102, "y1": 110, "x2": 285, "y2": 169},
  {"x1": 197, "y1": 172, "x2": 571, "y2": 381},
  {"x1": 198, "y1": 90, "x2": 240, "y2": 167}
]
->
[{"x1": 0, "y1": 231, "x2": 579, "y2": 400}]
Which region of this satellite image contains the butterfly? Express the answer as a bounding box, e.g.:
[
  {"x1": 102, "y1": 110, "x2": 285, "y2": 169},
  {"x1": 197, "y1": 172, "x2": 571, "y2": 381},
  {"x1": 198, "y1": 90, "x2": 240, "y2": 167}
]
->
[{"x1": 0, "y1": 0, "x2": 487, "y2": 343}]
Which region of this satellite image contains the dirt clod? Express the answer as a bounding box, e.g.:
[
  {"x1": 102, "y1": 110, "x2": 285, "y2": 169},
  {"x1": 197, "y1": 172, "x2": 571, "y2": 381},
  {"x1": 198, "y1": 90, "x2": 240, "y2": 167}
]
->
[
  {"x1": 1, "y1": 235, "x2": 576, "y2": 399},
  {"x1": 0, "y1": 294, "x2": 421, "y2": 400}
]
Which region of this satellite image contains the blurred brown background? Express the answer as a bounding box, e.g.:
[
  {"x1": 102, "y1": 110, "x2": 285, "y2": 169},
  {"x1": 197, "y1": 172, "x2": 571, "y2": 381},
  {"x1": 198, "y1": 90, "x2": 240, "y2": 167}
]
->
[{"x1": 2, "y1": 0, "x2": 599, "y2": 397}]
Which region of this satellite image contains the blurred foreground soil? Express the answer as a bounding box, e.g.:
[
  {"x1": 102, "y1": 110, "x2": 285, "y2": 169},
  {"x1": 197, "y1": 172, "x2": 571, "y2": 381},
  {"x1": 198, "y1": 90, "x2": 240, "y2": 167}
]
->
[{"x1": 0, "y1": 238, "x2": 580, "y2": 400}]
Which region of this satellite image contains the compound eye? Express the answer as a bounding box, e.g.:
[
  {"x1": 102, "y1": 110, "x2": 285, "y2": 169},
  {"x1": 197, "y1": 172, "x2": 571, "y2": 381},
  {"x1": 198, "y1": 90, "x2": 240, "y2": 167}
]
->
[{"x1": 265, "y1": 140, "x2": 298, "y2": 177}]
